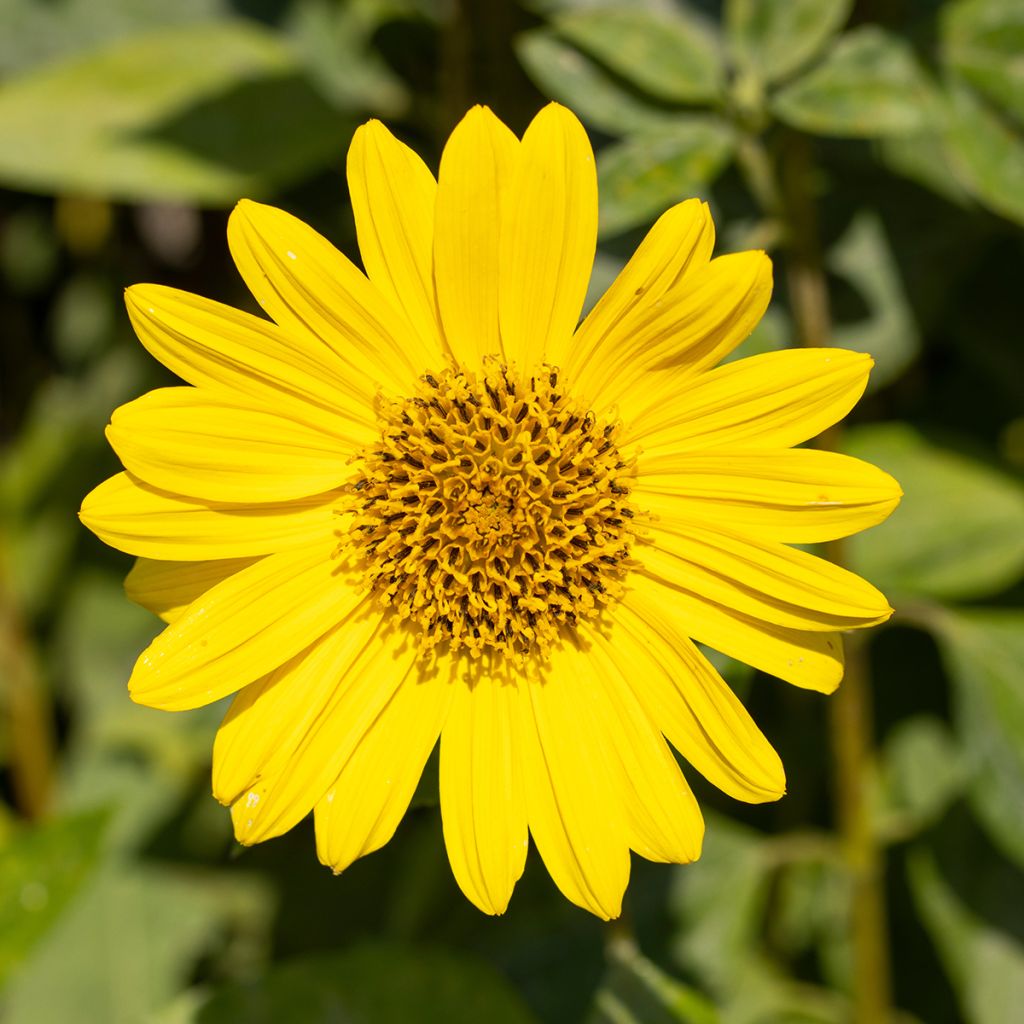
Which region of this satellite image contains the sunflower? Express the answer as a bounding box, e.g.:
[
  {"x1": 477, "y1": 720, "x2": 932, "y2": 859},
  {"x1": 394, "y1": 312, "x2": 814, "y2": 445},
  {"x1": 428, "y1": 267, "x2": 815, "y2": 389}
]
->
[{"x1": 80, "y1": 104, "x2": 900, "y2": 919}]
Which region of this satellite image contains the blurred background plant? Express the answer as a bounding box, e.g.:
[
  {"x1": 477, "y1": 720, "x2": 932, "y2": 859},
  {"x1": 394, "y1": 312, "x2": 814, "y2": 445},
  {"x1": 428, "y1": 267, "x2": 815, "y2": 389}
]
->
[{"x1": 2, "y1": 1, "x2": 1023, "y2": 1022}]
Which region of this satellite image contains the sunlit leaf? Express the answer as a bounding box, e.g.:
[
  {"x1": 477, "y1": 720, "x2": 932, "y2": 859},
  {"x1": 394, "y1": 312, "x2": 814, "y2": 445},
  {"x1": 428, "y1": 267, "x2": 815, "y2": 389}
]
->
[
  {"x1": 844, "y1": 424, "x2": 1024, "y2": 601},
  {"x1": 909, "y1": 848, "x2": 1024, "y2": 1024},
  {"x1": 725, "y1": 0, "x2": 851, "y2": 84},
  {"x1": 827, "y1": 211, "x2": 920, "y2": 390},
  {"x1": 942, "y1": 0, "x2": 1024, "y2": 125},
  {"x1": 0, "y1": 810, "x2": 108, "y2": 992},
  {"x1": 597, "y1": 119, "x2": 734, "y2": 238},
  {"x1": 772, "y1": 27, "x2": 936, "y2": 137},
  {"x1": 0, "y1": 22, "x2": 349, "y2": 203},
  {"x1": 943, "y1": 81, "x2": 1024, "y2": 227},
  {"x1": 197, "y1": 942, "x2": 537, "y2": 1023},
  {"x1": 516, "y1": 29, "x2": 676, "y2": 135},
  {"x1": 553, "y1": 7, "x2": 723, "y2": 104},
  {"x1": 933, "y1": 610, "x2": 1024, "y2": 869}
]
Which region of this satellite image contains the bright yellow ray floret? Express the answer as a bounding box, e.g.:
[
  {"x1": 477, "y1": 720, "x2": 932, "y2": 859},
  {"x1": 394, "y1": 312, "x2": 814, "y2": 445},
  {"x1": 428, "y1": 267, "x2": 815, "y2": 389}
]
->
[{"x1": 79, "y1": 103, "x2": 900, "y2": 919}]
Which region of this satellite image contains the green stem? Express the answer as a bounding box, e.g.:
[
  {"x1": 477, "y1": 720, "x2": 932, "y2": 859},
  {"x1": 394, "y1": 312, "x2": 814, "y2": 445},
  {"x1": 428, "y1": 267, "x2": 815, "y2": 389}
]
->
[{"x1": 779, "y1": 132, "x2": 892, "y2": 1023}]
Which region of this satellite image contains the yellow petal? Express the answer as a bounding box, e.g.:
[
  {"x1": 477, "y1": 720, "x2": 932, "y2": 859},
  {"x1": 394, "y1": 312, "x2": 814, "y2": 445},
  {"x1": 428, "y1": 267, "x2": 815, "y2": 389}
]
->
[
  {"x1": 634, "y1": 449, "x2": 903, "y2": 543},
  {"x1": 79, "y1": 472, "x2": 339, "y2": 560},
  {"x1": 124, "y1": 285, "x2": 374, "y2": 431},
  {"x1": 125, "y1": 556, "x2": 259, "y2": 623},
  {"x1": 579, "y1": 251, "x2": 772, "y2": 414},
  {"x1": 346, "y1": 119, "x2": 447, "y2": 362},
  {"x1": 519, "y1": 646, "x2": 631, "y2": 920},
  {"x1": 605, "y1": 596, "x2": 786, "y2": 803},
  {"x1": 499, "y1": 103, "x2": 597, "y2": 370},
  {"x1": 563, "y1": 631, "x2": 704, "y2": 861},
  {"x1": 638, "y1": 520, "x2": 892, "y2": 632},
  {"x1": 440, "y1": 674, "x2": 527, "y2": 915},
  {"x1": 312, "y1": 660, "x2": 454, "y2": 870},
  {"x1": 434, "y1": 106, "x2": 519, "y2": 365},
  {"x1": 213, "y1": 605, "x2": 383, "y2": 806},
  {"x1": 107, "y1": 387, "x2": 364, "y2": 503},
  {"x1": 566, "y1": 199, "x2": 714, "y2": 393},
  {"x1": 625, "y1": 348, "x2": 872, "y2": 452},
  {"x1": 629, "y1": 571, "x2": 844, "y2": 693},
  {"x1": 128, "y1": 543, "x2": 362, "y2": 711},
  {"x1": 227, "y1": 199, "x2": 435, "y2": 391}
]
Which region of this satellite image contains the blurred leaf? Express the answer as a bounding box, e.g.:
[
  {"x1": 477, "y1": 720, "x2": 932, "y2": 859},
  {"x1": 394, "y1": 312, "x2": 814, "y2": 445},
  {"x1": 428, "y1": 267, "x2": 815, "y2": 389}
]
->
[
  {"x1": 772, "y1": 27, "x2": 936, "y2": 138},
  {"x1": 0, "y1": 0, "x2": 228, "y2": 76},
  {"x1": 879, "y1": 717, "x2": 965, "y2": 835},
  {"x1": 942, "y1": 0, "x2": 1024, "y2": 125},
  {"x1": 726, "y1": 0, "x2": 851, "y2": 85},
  {"x1": 0, "y1": 809, "x2": 108, "y2": 991},
  {"x1": 4, "y1": 864, "x2": 233, "y2": 1024},
  {"x1": 553, "y1": 7, "x2": 723, "y2": 105},
  {"x1": 516, "y1": 29, "x2": 677, "y2": 136},
  {"x1": 943, "y1": 81, "x2": 1024, "y2": 227},
  {"x1": 197, "y1": 942, "x2": 537, "y2": 1023},
  {"x1": 843, "y1": 424, "x2": 1024, "y2": 601},
  {"x1": 0, "y1": 206, "x2": 59, "y2": 294},
  {"x1": 827, "y1": 211, "x2": 920, "y2": 390},
  {"x1": 933, "y1": 610, "x2": 1024, "y2": 869},
  {"x1": 0, "y1": 22, "x2": 349, "y2": 204},
  {"x1": 597, "y1": 120, "x2": 734, "y2": 238},
  {"x1": 878, "y1": 131, "x2": 974, "y2": 206},
  {"x1": 589, "y1": 939, "x2": 718, "y2": 1024},
  {"x1": 909, "y1": 848, "x2": 1024, "y2": 1024}
]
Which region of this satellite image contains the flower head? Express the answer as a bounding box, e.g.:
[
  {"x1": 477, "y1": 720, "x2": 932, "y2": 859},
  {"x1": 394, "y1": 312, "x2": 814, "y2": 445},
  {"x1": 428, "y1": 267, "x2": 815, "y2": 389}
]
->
[{"x1": 80, "y1": 104, "x2": 900, "y2": 919}]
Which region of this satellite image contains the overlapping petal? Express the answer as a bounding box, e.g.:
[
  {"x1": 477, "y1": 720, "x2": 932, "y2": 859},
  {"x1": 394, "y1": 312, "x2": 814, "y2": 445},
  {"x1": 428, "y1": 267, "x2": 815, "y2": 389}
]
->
[{"x1": 125, "y1": 556, "x2": 259, "y2": 623}]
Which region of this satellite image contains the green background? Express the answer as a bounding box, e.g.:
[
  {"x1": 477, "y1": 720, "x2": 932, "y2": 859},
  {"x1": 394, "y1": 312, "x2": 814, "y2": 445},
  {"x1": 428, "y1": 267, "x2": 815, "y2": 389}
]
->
[{"x1": 2, "y1": 1, "x2": 1023, "y2": 1022}]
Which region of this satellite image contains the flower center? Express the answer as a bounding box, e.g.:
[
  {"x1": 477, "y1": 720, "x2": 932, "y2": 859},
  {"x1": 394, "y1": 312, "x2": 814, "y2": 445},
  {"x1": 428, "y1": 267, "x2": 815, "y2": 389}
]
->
[{"x1": 346, "y1": 363, "x2": 637, "y2": 661}]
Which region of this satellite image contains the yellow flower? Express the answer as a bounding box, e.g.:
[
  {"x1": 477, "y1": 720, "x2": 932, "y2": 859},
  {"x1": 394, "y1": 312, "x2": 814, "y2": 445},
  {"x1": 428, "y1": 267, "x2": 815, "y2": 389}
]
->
[{"x1": 80, "y1": 104, "x2": 900, "y2": 920}]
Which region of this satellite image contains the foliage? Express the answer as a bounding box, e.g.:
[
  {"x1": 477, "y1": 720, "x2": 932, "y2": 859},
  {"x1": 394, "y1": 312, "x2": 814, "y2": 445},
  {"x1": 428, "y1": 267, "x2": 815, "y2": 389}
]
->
[{"x1": 2, "y1": 1, "x2": 1024, "y2": 1022}]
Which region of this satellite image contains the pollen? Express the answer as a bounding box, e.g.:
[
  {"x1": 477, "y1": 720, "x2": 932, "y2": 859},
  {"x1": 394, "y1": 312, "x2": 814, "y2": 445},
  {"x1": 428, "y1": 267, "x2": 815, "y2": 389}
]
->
[{"x1": 345, "y1": 362, "x2": 638, "y2": 659}]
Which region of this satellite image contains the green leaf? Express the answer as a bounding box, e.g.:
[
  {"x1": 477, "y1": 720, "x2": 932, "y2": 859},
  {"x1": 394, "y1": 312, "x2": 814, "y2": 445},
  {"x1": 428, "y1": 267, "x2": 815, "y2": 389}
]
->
[
  {"x1": 772, "y1": 27, "x2": 936, "y2": 138},
  {"x1": 909, "y1": 848, "x2": 1024, "y2": 1024},
  {"x1": 827, "y1": 211, "x2": 920, "y2": 390},
  {"x1": 942, "y1": 0, "x2": 1024, "y2": 125},
  {"x1": 589, "y1": 939, "x2": 718, "y2": 1024},
  {"x1": 943, "y1": 81, "x2": 1024, "y2": 227},
  {"x1": 553, "y1": 8, "x2": 723, "y2": 105},
  {"x1": 843, "y1": 424, "x2": 1024, "y2": 601},
  {"x1": 726, "y1": 0, "x2": 851, "y2": 85},
  {"x1": 0, "y1": 810, "x2": 109, "y2": 991},
  {"x1": 0, "y1": 21, "x2": 349, "y2": 204},
  {"x1": 597, "y1": 120, "x2": 734, "y2": 238},
  {"x1": 516, "y1": 29, "x2": 677, "y2": 136},
  {"x1": 933, "y1": 610, "x2": 1024, "y2": 869},
  {"x1": 197, "y1": 942, "x2": 537, "y2": 1024}
]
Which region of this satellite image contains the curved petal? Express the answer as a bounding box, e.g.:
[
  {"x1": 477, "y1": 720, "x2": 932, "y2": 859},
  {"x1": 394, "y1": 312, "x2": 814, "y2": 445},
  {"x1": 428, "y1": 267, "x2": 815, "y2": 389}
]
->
[
  {"x1": 213, "y1": 604, "x2": 383, "y2": 806},
  {"x1": 602, "y1": 595, "x2": 786, "y2": 803},
  {"x1": 346, "y1": 119, "x2": 448, "y2": 362},
  {"x1": 128, "y1": 543, "x2": 362, "y2": 711},
  {"x1": 561, "y1": 632, "x2": 704, "y2": 862},
  {"x1": 227, "y1": 199, "x2": 434, "y2": 391},
  {"x1": 312, "y1": 659, "x2": 454, "y2": 870},
  {"x1": 125, "y1": 556, "x2": 259, "y2": 623},
  {"x1": 565, "y1": 199, "x2": 713, "y2": 391},
  {"x1": 637, "y1": 521, "x2": 893, "y2": 632},
  {"x1": 499, "y1": 103, "x2": 597, "y2": 370},
  {"x1": 124, "y1": 285, "x2": 374, "y2": 431},
  {"x1": 628, "y1": 571, "x2": 845, "y2": 694},
  {"x1": 107, "y1": 387, "x2": 364, "y2": 503},
  {"x1": 79, "y1": 473, "x2": 340, "y2": 560},
  {"x1": 434, "y1": 106, "x2": 519, "y2": 365},
  {"x1": 519, "y1": 644, "x2": 631, "y2": 920},
  {"x1": 580, "y1": 251, "x2": 772, "y2": 415},
  {"x1": 440, "y1": 674, "x2": 527, "y2": 915},
  {"x1": 633, "y1": 449, "x2": 903, "y2": 543},
  {"x1": 625, "y1": 348, "x2": 873, "y2": 453}
]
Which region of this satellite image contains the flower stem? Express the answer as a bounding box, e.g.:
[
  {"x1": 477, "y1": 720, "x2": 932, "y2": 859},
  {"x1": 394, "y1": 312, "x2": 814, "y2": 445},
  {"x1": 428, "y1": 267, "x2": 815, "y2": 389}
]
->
[{"x1": 779, "y1": 131, "x2": 892, "y2": 1023}]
